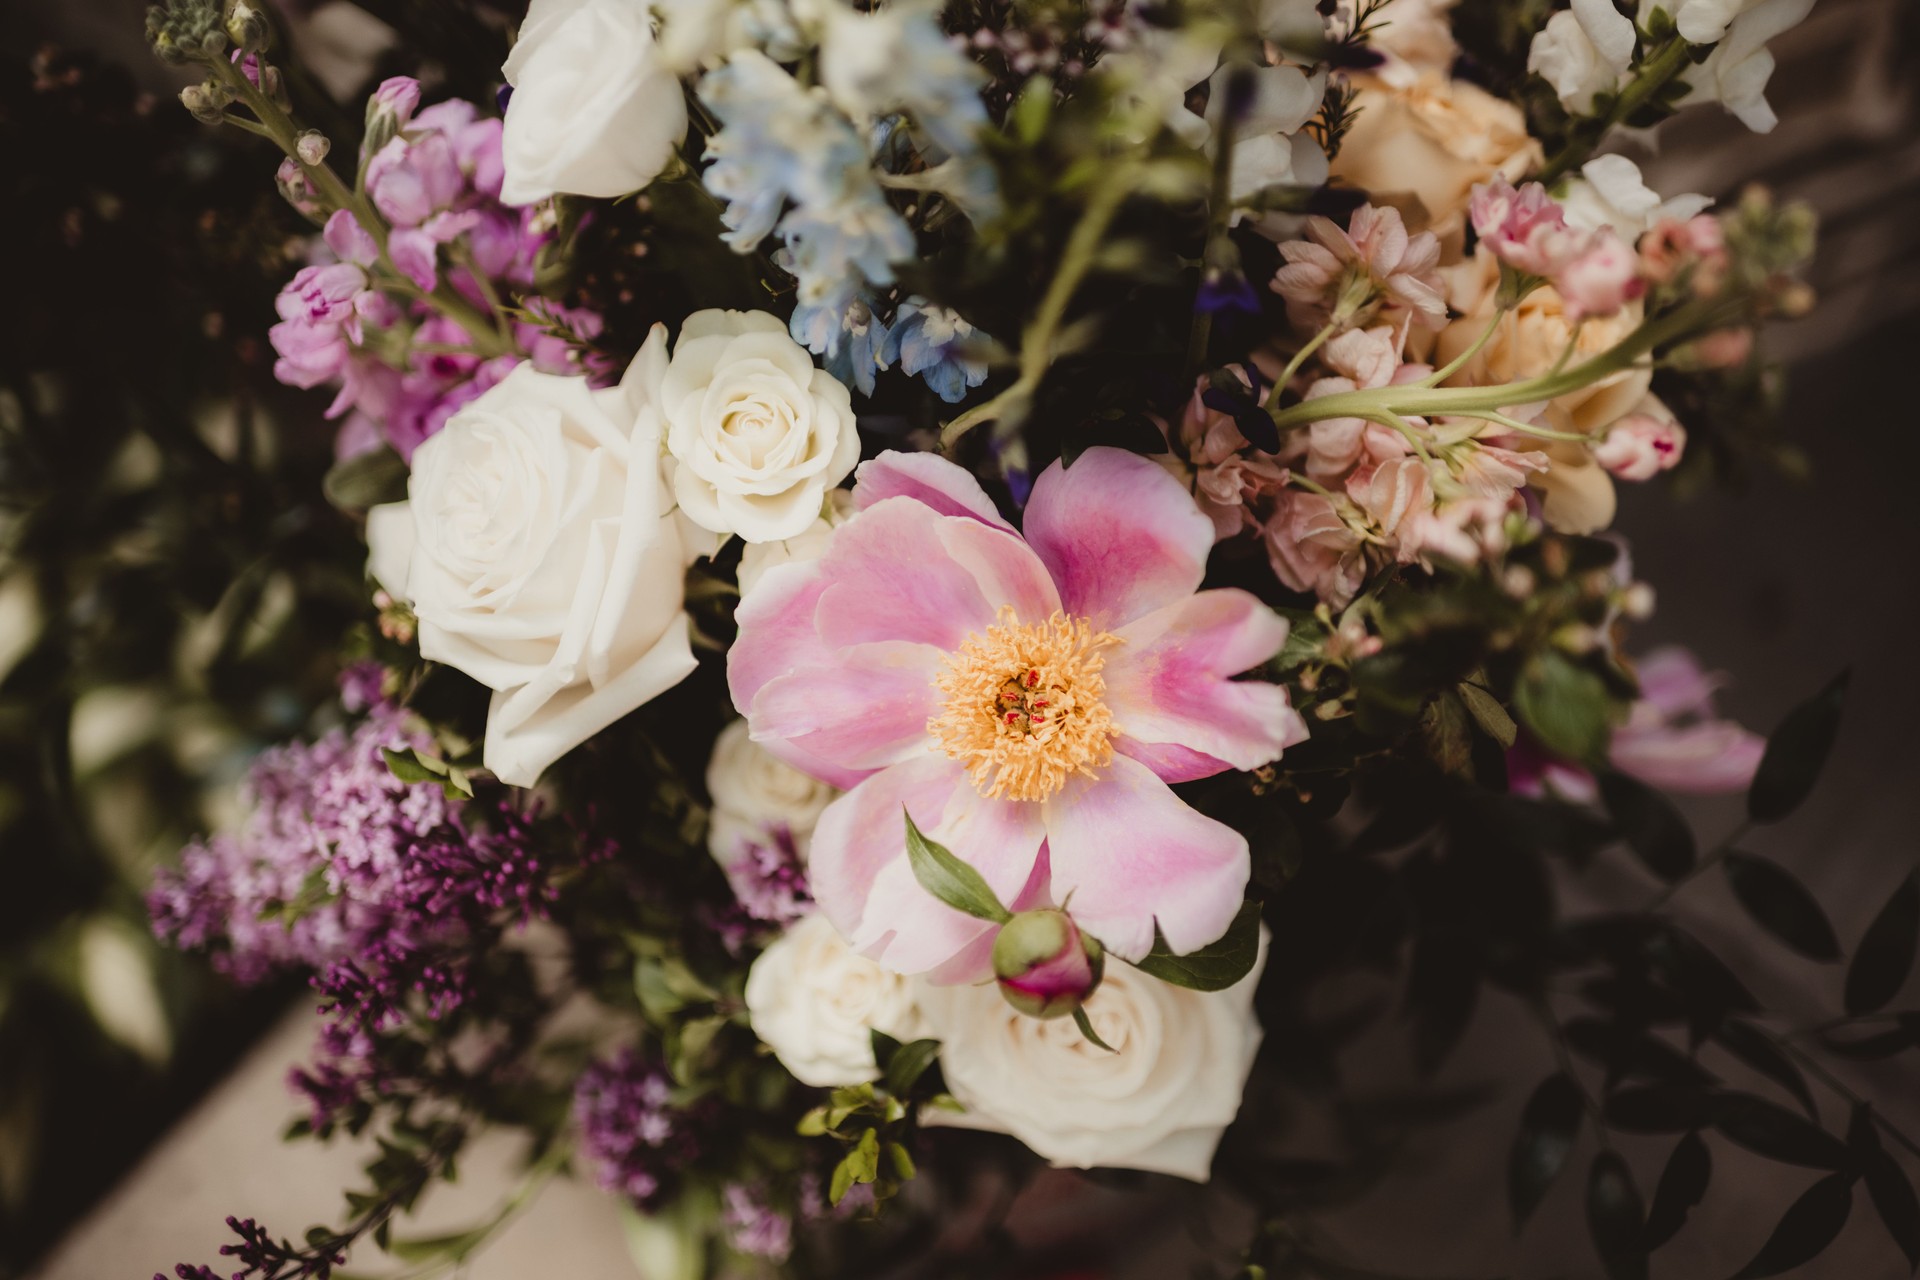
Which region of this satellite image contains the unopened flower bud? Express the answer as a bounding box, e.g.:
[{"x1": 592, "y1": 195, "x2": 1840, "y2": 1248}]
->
[
  {"x1": 274, "y1": 156, "x2": 322, "y2": 218},
  {"x1": 179, "y1": 81, "x2": 226, "y2": 124},
  {"x1": 225, "y1": 1, "x2": 268, "y2": 54},
  {"x1": 362, "y1": 76, "x2": 422, "y2": 155},
  {"x1": 295, "y1": 129, "x2": 330, "y2": 166},
  {"x1": 991, "y1": 910, "x2": 1103, "y2": 1020}
]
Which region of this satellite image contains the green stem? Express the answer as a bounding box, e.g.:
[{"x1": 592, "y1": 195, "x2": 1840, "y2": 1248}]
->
[
  {"x1": 1420, "y1": 311, "x2": 1502, "y2": 387},
  {"x1": 1537, "y1": 36, "x2": 1694, "y2": 186},
  {"x1": 1267, "y1": 318, "x2": 1341, "y2": 413},
  {"x1": 1186, "y1": 102, "x2": 1240, "y2": 376},
  {"x1": 941, "y1": 163, "x2": 1139, "y2": 448},
  {"x1": 1450, "y1": 410, "x2": 1589, "y2": 442},
  {"x1": 1757, "y1": 1026, "x2": 1920, "y2": 1163}
]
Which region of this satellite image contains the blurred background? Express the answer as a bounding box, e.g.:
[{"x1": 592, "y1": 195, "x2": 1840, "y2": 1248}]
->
[{"x1": 0, "y1": 0, "x2": 1916, "y2": 1276}]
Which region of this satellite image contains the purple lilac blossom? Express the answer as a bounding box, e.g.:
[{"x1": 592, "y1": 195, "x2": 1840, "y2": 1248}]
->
[
  {"x1": 722, "y1": 825, "x2": 814, "y2": 927},
  {"x1": 573, "y1": 1048, "x2": 719, "y2": 1209},
  {"x1": 722, "y1": 1183, "x2": 795, "y2": 1261}
]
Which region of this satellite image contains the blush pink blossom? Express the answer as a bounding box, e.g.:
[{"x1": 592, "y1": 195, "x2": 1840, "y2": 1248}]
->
[
  {"x1": 1271, "y1": 204, "x2": 1447, "y2": 330},
  {"x1": 1469, "y1": 177, "x2": 1577, "y2": 278},
  {"x1": 1263, "y1": 489, "x2": 1366, "y2": 606},
  {"x1": 728, "y1": 449, "x2": 1307, "y2": 974},
  {"x1": 1593, "y1": 411, "x2": 1686, "y2": 481},
  {"x1": 1554, "y1": 228, "x2": 1644, "y2": 321}
]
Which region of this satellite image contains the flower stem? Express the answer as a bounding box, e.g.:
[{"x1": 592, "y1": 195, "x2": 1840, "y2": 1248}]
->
[
  {"x1": 1537, "y1": 36, "x2": 1694, "y2": 186},
  {"x1": 1420, "y1": 311, "x2": 1502, "y2": 387},
  {"x1": 1266, "y1": 318, "x2": 1342, "y2": 413}
]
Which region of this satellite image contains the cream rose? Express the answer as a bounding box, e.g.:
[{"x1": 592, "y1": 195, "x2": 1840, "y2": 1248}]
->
[
  {"x1": 745, "y1": 914, "x2": 923, "y2": 1088},
  {"x1": 499, "y1": 0, "x2": 688, "y2": 206},
  {"x1": 656, "y1": 310, "x2": 862, "y2": 544},
  {"x1": 1434, "y1": 250, "x2": 1651, "y2": 438},
  {"x1": 1328, "y1": 71, "x2": 1541, "y2": 250},
  {"x1": 705, "y1": 718, "x2": 838, "y2": 868},
  {"x1": 917, "y1": 933, "x2": 1268, "y2": 1181},
  {"x1": 366, "y1": 347, "x2": 696, "y2": 787}
]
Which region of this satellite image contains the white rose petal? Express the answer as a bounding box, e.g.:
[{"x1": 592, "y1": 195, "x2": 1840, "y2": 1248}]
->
[
  {"x1": 367, "y1": 335, "x2": 698, "y2": 787},
  {"x1": 500, "y1": 0, "x2": 689, "y2": 205},
  {"x1": 916, "y1": 930, "x2": 1268, "y2": 1181},
  {"x1": 658, "y1": 309, "x2": 862, "y2": 544},
  {"x1": 705, "y1": 718, "x2": 838, "y2": 868},
  {"x1": 745, "y1": 914, "x2": 923, "y2": 1088},
  {"x1": 735, "y1": 487, "x2": 854, "y2": 597}
]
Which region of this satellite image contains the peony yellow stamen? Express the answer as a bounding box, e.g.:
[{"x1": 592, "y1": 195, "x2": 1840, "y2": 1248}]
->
[{"x1": 931, "y1": 608, "x2": 1119, "y2": 802}]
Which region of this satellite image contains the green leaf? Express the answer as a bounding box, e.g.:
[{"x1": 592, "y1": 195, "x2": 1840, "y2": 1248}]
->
[
  {"x1": 902, "y1": 808, "x2": 1010, "y2": 924},
  {"x1": 1711, "y1": 1092, "x2": 1854, "y2": 1170},
  {"x1": 382, "y1": 745, "x2": 447, "y2": 784},
  {"x1": 323, "y1": 446, "x2": 408, "y2": 511},
  {"x1": 1599, "y1": 770, "x2": 1696, "y2": 883},
  {"x1": 1846, "y1": 871, "x2": 1919, "y2": 1015},
  {"x1": 1587, "y1": 1149, "x2": 1649, "y2": 1280},
  {"x1": 884, "y1": 1141, "x2": 917, "y2": 1182},
  {"x1": 882, "y1": 1037, "x2": 942, "y2": 1098},
  {"x1": 1851, "y1": 1104, "x2": 1920, "y2": 1271},
  {"x1": 1747, "y1": 668, "x2": 1848, "y2": 823},
  {"x1": 1509, "y1": 1072, "x2": 1583, "y2": 1228},
  {"x1": 1517, "y1": 651, "x2": 1613, "y2": 765},
  {"x1": 1729, "y1": 1173, "x2": 1854, "y2": 1279},
  {"x1": 1723, "y1": 852, "x2": 1841, "y2": 961},
  {"x1": 1644, "y1": 1130, "x2": 1711, "y2": 1251},
  {"x1": 1072, "y1": 1006, "x2": 1116, "y2": 1052},
  {"x1": 1458, "y1": 680, "x2": 1518, "y2": 749},
  {"x1": 1129, "y1": 900, "x2": 1262, "y2": 992}
]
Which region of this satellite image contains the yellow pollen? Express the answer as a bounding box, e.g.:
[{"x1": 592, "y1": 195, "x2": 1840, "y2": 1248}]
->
[{"x1": 931, "y1": 608, "x2": 1120, "y2": 802}]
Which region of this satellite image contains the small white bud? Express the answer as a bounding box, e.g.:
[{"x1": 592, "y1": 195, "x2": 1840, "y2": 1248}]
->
[{"x1": 295, "y1": 129, "x2": 330, "y2": 166}]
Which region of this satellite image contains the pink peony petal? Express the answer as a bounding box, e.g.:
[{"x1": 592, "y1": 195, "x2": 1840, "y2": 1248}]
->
[
  {"x1": 936, "y1": 517, "x2": 1062, "y2": 625},
  {"x1": 1022, "y1": 448, "x2": 1214, "y2": 630},
  {"x1": 1041, "y1": 753, "x2": 1250, "y2": 961},
  {"x1": 811, "y1": 755, "x2": 1048, "y2": 973},
  {"x1": 853, "y1": 450, "x2": 1015, "y2": 531},
  {"x1": 726, "y1": 561, "x2": 868, "y2": 786},
  {"x1": 1106, "y1": 590, "x2": 1307, "y2": 782},
  {"x1": 747, "y1": 640, "x2": 944, "y2": 779},
  {"x1": 815, "y1": 498, "x2": 997, "y2": 652},
  {"x1": 1611, "y1": 719, "x2": 1765, "y2": 794}
]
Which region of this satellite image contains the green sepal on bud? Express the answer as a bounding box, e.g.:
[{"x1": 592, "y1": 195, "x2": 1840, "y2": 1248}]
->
[
  {"x1": 145, "y1": 0, "x2": 228, "y2": 65},
  {"x1": 991, "y1": 909, "x2": 1104, "y2": 1020},
  {"x1": 225, "y1": 1, "x2": 270, "y2": 55}
]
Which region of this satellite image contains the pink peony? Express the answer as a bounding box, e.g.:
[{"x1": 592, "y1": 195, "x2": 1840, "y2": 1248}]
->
[{"x1": 728, "y1": 449, "x2": 1307, "y2": 974}]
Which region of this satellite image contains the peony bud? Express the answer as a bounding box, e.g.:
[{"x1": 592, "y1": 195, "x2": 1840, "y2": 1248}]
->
[{"x1": 991, "y1": 910, "x2": 1103, "y2": 1020}]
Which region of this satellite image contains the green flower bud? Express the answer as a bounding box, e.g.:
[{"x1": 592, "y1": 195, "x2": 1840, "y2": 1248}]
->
[{"x1": 991, "y1": 909, "x2": 1103, "y2": 1020}]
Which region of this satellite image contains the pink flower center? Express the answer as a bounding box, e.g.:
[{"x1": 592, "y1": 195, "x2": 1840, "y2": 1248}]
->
[{"x1": 930, "y1": 608, "x2": 1119, "y2": 802}]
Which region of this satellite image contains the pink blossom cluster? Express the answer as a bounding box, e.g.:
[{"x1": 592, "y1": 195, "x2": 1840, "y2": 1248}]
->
[
  {"x1": 266, "y1": 78, "x2": 610, "y2": 460},
  {"x1": 1469, "y1": 177, "x2": 1642, "y2": 321},
  {"x1": 1270, "y1": 204, "x2": 1447, "y2": 331},
  {"x1": 1181, "y1": 323, "x2": 1540, "y2": 606}
]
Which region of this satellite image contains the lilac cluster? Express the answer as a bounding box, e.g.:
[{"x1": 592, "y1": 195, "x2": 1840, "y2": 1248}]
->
[
  {"x1": 156, "y1": 1215, "x2": 343, "y2": 1280},
  {"x1": 266, "y1": 78, "x2": 610, "y2": 461},
  {"x1": 723, "y1": 826, "x2": 814, "y2": 928},
  {"x1": 721, "y1": 1183, "x2": 795, "y2": 1262},
  {"x1": 573, "y1": 1047, "x2": 719, "y2": 1209}
]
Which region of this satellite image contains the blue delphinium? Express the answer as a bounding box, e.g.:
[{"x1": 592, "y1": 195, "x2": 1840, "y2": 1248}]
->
[{"x1": 882, "y1": 297, "x2": 990, "y2": 403}]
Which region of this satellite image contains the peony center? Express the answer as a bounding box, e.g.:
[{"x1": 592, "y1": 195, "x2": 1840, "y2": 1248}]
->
[{"x1": 930, "y1": 609, "x2": 1118, "y2": 803}]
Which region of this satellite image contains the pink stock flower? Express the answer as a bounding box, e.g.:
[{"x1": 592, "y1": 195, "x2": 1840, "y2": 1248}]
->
[
  {"x1": 1593, "y1": 411, "x2": 1686, "y2": 481},
  {"x1": 1271, "y1": 204, "x2": 1447, "y2": 330},
  {"x1": 1469, "y1": 177, "x2": 1575, "y2": 278},
  {"x1": 728, "y1": 449, "x2": 1307, "y2": 975},
  {"x1": 1554, "y1": 228, "x2": 1643, "y2": 321},
  {"x1": 1263, "y1": 489, "x2": 1366, "y2": 606}
]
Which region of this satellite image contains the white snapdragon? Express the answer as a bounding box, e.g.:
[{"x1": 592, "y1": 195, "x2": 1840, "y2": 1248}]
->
[
  {"x1": 916, "y1": 932, "x2": 1269, "y2": 1180},
  {"x1": 1526, "y1": 0, "x2": 1635, "y2": 115},
  {"x1": 1676, "y1": 0, "x2": 1816, "y2": 133},
  {"x1": 1561, "y1": 155, "x2": 1711, "y2": 241},
  {"x1": 1207, "y1": 61, "x2": 1331, "y2": 213},
  {"x1": 652, "y1": 309, "x2": 862, "y2": 544},
  {"x1": 499, "y1": 0, "x2": 687, "y2": 205},
  {"x1": 366, "y1": 344, "x2": 698, "y2": 787},
  {"x1": 744, "y1": 914, "x2": 923, "y2": 1088}
]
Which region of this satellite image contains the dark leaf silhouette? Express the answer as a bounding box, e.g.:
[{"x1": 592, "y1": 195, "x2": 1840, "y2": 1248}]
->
[
  {"x1": 1747, "y1": 668, "x2": 1848, "y2": 824},
  {"x1": 1510, "y1": 1072, "x2": 1583, "y2": 1228},
  {"x1": 1729, "y1": 1173, "x2": 1853, "y2": 1279},
  {"x1": 1851, "y1": 1104, "x2": 1920, "y2": 1272},
  {"x1": 1403, "y1": 933, "x2": 1479, "y2": 1076},
  {"x1": 1644, "y1": 1130, "x2": 1712, "y2": 1251},
  {"x1": 1600, "y1": 771, "x2": 1696, "y2": 882},
  {"x1": 1723, "y1": 852, "x2": 1841, "y2": 960},
  {"x1": 1604, "y1": 1084, "x2": 1708, "y2": 1134},
  {"x1": 1712, "y1": 1092, "x2": 1854, "y2": 1170},
  {"x1": 1712, "y1": 1020, "x2": 1817, "y2": 1119},
  {"x1": 1587, "y1": 1149, "x2": 1648, "y2": 1280},
  {"x1": 1846, "y1": 871, "x2": 1920, "y2": 1015}
]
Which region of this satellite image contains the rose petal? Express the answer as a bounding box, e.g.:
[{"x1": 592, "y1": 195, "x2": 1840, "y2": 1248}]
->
[
  {"x1": 1106, "y1": 590, "x2": 1306, "y2": 782},
  {"x1": 1042, "y1": 753, "x2": 1250, "y2": 961},
  {"x1": 1022, "y1": 447, "x2": 1214, "y2": 629}
]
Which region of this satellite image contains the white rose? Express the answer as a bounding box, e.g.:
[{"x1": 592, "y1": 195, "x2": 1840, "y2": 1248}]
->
[
  {"x1": 735, "y1": 487, "x2": 854, "y2": 597},
  {"x1": 705, "y1": 718, "x2": 838, "y2": 867},
  {"x1": 917, "y1": 932, "x2": 1268, "y2": 1181},
  {"x1": 1526, "y1": 0, "x2": 1634, "y2": 116},
  {"x1": 1676, "y1": 0, "x2": 1814, "y2": 133},
  {"x1": 499, "y1": 0, "x2": 689, "y2": 205},
  {"x1": 366, "y1": 342, "x2": 696, "y2": 788},
  {"x1": 658, "y1": 310, "x2": 861, "y2": 544},
  {"x1": 745, "y1": 914, "x2": 923, "y2": 1088},
  {"x1": 1561, "y1": 155, "x2": 1711, "y2": 242}
]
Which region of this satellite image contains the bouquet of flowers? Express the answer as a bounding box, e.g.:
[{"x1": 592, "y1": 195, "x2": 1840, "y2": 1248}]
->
[{"x1": 137, "y1": 0, "x2": 1920, "y2": 1276}]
